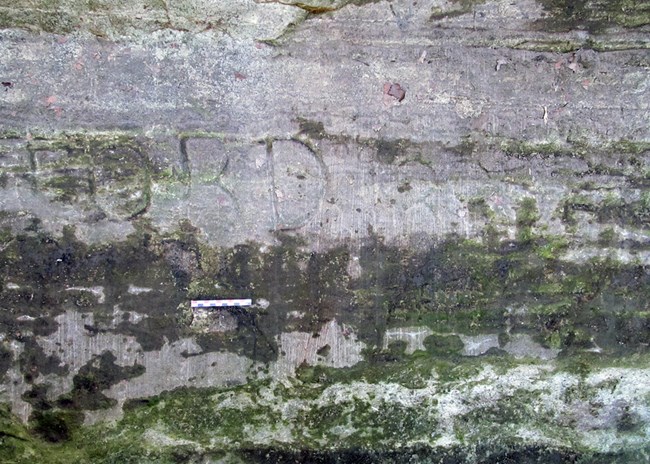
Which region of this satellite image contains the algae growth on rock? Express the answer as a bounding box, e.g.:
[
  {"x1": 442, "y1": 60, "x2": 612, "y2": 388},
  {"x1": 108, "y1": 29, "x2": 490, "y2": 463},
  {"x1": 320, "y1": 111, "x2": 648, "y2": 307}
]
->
[{"x1": 1, "y1": 0, "x2": 650, "y2": 462}]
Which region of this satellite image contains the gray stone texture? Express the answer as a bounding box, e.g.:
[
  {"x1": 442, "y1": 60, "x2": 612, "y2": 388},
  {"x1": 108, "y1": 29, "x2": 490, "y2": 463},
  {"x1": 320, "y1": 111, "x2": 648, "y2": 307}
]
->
[{"x1": 0, "y1": 0, "x2": 649, "y2": 461}]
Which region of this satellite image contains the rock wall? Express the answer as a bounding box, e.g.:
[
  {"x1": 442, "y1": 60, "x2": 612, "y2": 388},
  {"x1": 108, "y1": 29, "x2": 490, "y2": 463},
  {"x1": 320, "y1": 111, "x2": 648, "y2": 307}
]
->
[{"x1": 1, "y1": 0, "x2": 649, "y2": 462}]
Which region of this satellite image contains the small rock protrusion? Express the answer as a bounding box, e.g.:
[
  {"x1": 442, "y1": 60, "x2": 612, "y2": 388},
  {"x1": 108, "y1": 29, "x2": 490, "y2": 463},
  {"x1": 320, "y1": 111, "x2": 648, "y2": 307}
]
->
[
  {"x1": 384, "y1": 82, "x2": 406, "y2": 102},
  {"x1": 495, "y1": 58, "x2": 508, "y2": 72}
]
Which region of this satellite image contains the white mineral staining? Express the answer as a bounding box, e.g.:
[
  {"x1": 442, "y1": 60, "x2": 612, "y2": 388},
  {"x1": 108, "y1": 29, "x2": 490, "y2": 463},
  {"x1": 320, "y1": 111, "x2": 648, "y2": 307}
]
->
[
  {"x1": 503, "y1": 333, "x2": 561, "y2": 360},
  {"x1": 272, "y1": 319, "x2": 365, "y2": 376},
  {"x1": 383, "y1": 327, "x2": 433, "y2": 354},
  {"x1": 459, "y1": 334, "x2": 500, "y2": 356},
  {"x1": 127, "y1": 284, "x2": 153, "y2": 295},
  {"x1": 66, "y1": 286, "x2": 106, "y2": 303}
]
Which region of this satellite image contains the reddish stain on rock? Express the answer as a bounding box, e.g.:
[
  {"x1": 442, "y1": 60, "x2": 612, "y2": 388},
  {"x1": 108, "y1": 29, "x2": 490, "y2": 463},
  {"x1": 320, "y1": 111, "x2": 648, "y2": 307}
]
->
[{"x1": 384, "y1": 82, "x2": 405, "y2": 102}]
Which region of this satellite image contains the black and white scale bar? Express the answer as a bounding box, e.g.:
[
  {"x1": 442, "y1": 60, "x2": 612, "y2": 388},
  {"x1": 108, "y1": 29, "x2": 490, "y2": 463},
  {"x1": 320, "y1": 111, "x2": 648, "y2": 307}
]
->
[{"x1": 191, "y1": 299, "x2": 253, "y2": 308}]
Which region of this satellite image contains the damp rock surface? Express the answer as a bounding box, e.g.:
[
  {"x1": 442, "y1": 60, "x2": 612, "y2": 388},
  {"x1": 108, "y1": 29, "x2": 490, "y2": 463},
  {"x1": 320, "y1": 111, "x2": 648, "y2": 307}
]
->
[{"x1": 1, "y1": 0, "x2": 649, "y2": 462}]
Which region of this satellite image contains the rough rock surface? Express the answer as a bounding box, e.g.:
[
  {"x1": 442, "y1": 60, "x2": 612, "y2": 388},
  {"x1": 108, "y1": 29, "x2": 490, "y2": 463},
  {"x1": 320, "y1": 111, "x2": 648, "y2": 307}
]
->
[{"x1": 1, "y1": 0, "x2": 649, "y2": 462}]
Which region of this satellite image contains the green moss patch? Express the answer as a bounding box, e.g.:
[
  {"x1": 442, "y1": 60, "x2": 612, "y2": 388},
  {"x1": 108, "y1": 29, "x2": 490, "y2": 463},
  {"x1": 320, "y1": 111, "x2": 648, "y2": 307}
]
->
[{"x1": 535, "y1": 0, "x2": 650, "y2": 32}]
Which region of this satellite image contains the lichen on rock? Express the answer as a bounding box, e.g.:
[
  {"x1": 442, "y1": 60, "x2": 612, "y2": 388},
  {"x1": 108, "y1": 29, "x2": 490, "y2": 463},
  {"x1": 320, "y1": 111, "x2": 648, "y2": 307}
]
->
[{"x1": 1, "y1": 0, "x2": 649, "y2": 461}]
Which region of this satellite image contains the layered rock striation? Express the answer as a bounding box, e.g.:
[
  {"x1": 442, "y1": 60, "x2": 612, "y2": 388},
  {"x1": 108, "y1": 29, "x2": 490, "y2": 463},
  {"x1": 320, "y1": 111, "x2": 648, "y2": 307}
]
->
[{"x1": 1, "y1": 0, "x2": 649, "y2": 462}]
